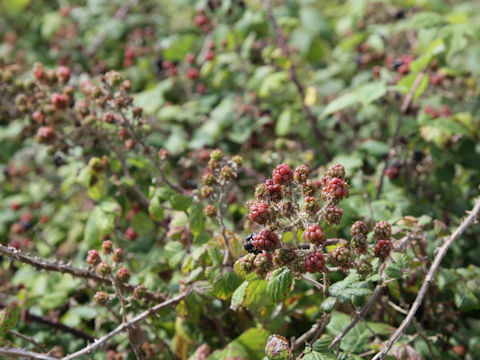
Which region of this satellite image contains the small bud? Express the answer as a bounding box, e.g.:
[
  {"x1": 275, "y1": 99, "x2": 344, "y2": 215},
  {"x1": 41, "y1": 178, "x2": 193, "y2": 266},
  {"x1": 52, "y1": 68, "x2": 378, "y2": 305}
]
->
[
  {"x1": 96, "y1": 261, "x2": 112, "y2": 276},
  {"x1": 115, "y1": 267, "x2": 131, "y2": 283},
  {"x1": 102, "y1": 240, "x2": 113, "y2": 255},
  {"x1": 112, "y1": 248, "x2": 124, "y2": 263},
  {"x1": 86, "y1": 249, "x2": 101, "y2": 265},
  {"x1": 94, "y1": 291, "x2": 109, "y2": 305}
]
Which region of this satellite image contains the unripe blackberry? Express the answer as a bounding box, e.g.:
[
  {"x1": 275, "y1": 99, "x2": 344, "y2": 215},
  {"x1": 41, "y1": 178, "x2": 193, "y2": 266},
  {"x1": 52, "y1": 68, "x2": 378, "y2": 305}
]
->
[
  {"x1": 96, "y1": 261, "x2": 112, "y2": 276},
  {"x1": 186, "y1": 68, "x2": 199, "y2": 80},
  {"x1": 302, "y1": 224, "x2": 325, "y2": 246},
  {"x1": 51, "y1": 93, "x2": 68, "y2": 110},
  {"x1": 357, "y1": 261, "x2": 373, "y2": 280},
  {"x1": 304, "y1": 251, "x2": 325, "y2": 273},
  {"x1": 272, "y1": 247, "x2": 296, "y2": 267},
  {"x1": 105, "y1": 70, "x2": 123, "y2": 86},
  {"x1": 115, "y1": 267, "x2": 131, "y2": 283},
  {"x1": 202, "y1": 171, "x2": 216, "y2": 185},
  {"x1": 265, "y1": 335, "x2": 292, "y2": 360},
  {"x1": 350, "y1": 221, "x2": 368, "y2": 236},
  {"x1": 57, "y1": 66, "x2": 71, "y2": 83},
  {"x1": 321, "y1": 177, "x2": 349, "y2": 203},
  {"x1": 272, "y1": 164, "x2": 293, "y2": 185},
  {"x1": 294, "y1": 164, "x2": 309, "y2": 183},
  {"x1": 125, "y1": 139, "x2": 136, "y2": 150},
  {"x1": 112, "y1": 248, "x2": 124, "y2": 263},
  {"x1": 252, "y1": 230, "x2": 279, "y2": 251},
  {"x1": 325, "y1": 205, "x2": 343, "y2": 225},
  {"x1": 102, "y1": 240, "x2": 113, "y2": 254},
  {"x1": 210, "y1": 149, "x2": 223, "y2": 161},
  {"x1": 208, "y1": 159, "x2": 219, "y2": 171},
  {"x1": 303, "y1": 196, "x2": 319, "y2": 216},
  {"x1": 254, "y1": 253, "x2": 273, "y2": 276},
  {"x1": 232, "y1": 155, "x2": 243, "y2": 166},
  {"x1": 254, "y1": 183, "x2": 269, "y2": 200},
  {"x1": 321, "y1": 164, "x2": 346, "y2": 185},
  {"x1": 331, "y1": 247, "x2": 352, "y2": 268},
  {"x1": 248, "y1": 202, "x2": 269, "y2": 225},
  {"x1": 265, "y1": 179, "x2": 281, "y2": 201},
  {"x1": 133, "y1": 285, "x2": 147, "y2": 300},
  {"x1": 158, "y1": 148, "x2": 169, "y2": 160},
  {"x1": 302, "y1": 179, "x2": 316, "y2": 197},
  {"x1": 36, "y1": 126, "x2": 57, "y2": 144},
  {"x1": 375, "y1": 239, "x2": 392, "y2": 260},
  {"x1": 200, "y1": 185, "x2": 214, "y2": 198},
  {"x1": 374, "y1": 221, "x2": 391, "y2": 240},
  {"x1": 220, "y1": 165, "x2": 236, "y2": 180},
  {"x1": 118, "y1": 128, "x2": 129, "y2": 141},
  {"x1": 350, "y1": 234, "x2": 368, "y2": 254},
  {"x1": 132, "y1": 107, "x2": 143, "y2": 118},
  {"x1": 94, "y1": 291, "x2": 109, "y2": 305},
  {"x1": 203, "y1": 204, "x2": 217, "y2": 217},
  {"x1": 125, "y1": 227, "x2": 138, "y2": 241},
  {"x1": 86, "y1": 249, "x2": 101, "y2": 265},
  {"x1": 234, "y1": 253, "x2": 256, "y2": 277}
]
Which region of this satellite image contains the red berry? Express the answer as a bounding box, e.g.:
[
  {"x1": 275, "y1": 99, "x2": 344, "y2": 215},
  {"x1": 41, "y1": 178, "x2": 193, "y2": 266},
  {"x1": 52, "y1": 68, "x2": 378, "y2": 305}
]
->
[
  {"x1": 252, "y1": 230, "x2": 279, "y2": 251},
  {"x1": 125, "y1": 227, "x2": 138, "y2": 241},
  {"x1": 10, "y1": 202, "x2": 21, "y2": 211},
  {"x1": 187, "y1": 68, "x2": 199, "y2": 80},
  {"x1": 194, "y1": 13, "x2": 209, "y2": 27},
  {"x1": 375, "y1": 239, "x2": 392, "y2": 260},
  {"x1": 185, "y1": 53, "x2": 195, "y2": 63},
  {"x1": 115, "y1": 267, "x2": 131, "y2": 282},
  {"x1": 86, "y1": 250, "x2": 101, "y2": 265},
  {"x1": 51, "y1": 93, "x2": 68, "y2": 110},
  {"x1": 304, "y1": 251, "x2": 325, "y2": 273},
  {"x1": 248, "y1": 202, "x2": 269, "y2": 224},
  {"x1": 57, "y1": 66, "x2": 71, "y2": 83},
  {"x1": 33, "y1": 64, "x2": 45, "y2": 80},
  {"x1": 36, "y1": 126, "x2": 57, "y2": 144},
  {"x1": 272, "y1": 164, "x2": 293, "y2": 185},
  {"x1": 303, "y1": 224, "x2": 325, "y2": 246},
  {"x1": 205, "y1": 51, "x2": 215, "y2": 61},
  {"x1": 102, "y1": 240, "x2": 113, "y2": 254},
  {"x1": 112, "y1": 248, "x2": 124, "y2": 263},
  {"x1": 321, "y1": 177, "x2": 349, "y2": 203},
  {"x1": 321, "y1": 164, "x2": 346, "y2": 185},
  {"x1": 196, "y1": 83, "x2": 207, "y2": 94},
  {"x1": 265, "y1": 179, "x2": 281, "y2": 201},
  {"x1": 385, "y1": 166, "x2": 399, "y2": 180}
]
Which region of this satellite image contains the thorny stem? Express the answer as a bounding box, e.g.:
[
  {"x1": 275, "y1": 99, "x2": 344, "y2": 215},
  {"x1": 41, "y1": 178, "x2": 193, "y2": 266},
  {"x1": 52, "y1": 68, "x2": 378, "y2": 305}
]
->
[
  {"x1": 217, "y1": 184, "x2": 231, "y2": 265},
  {"x1": 0, "y1": 245, "x2": 167, "y2": 302},
  {"x1": 372, "y1": 198, "x2": 480, "y2": 360}
]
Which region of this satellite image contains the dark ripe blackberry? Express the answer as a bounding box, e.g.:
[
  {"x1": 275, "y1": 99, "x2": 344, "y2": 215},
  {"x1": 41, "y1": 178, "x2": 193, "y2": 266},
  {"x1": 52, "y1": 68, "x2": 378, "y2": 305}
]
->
[
  {"x1": 244, "y1": 233, "x2": 261, "y2": 254},
  {"x1": 53, "y1": 156, "x2": 65, "y2": 167},
  {"x1": 393, "y1": 59, "x2": 403, "y2": 70},
  {"x1": 413, "y1": 150, "x2": 424, "y2": 162}
]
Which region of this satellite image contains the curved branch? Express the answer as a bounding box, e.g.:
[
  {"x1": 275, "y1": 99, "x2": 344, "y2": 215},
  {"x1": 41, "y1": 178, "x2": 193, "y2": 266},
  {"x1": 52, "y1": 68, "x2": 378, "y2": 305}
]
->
[
  {"x1": 372, "y1": 198, "x2": 480, "y2": 360},
  {"x1": 0, "y1": 347, "x2": 59, "y2": 360},
  {"x1": 0, "y1": 245, "x2": 167, "y2": 302},
  {"x1": 63, "y1": 291, "x2": 189, "y2": 360}
]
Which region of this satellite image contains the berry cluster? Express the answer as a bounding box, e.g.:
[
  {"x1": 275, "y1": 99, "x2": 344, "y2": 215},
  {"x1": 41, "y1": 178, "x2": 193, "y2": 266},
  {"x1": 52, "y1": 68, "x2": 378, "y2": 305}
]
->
[{"x1": 236, "y1": 163, "x2": 395, "y2": 282}]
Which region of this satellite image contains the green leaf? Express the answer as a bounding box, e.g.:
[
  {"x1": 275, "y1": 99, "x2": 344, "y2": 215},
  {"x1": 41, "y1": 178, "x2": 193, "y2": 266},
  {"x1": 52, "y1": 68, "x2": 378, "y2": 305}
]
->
[
  {"x1": 231, "y1": 281, "x2": 249, "y2": 310},
  {"x1": 189, "y1": 203, "x2": 205, "y2": 235},
  {"x1": 131, "y1": 212, "x2": 153, "y2": 234},
  {"x1": 276, "y1": 108, "x2": 293, "y2": 136},
  {"x1": 245, "y1": 280, "x2": 271, "y2": 311},
  {"x1": 213, "y1": 270, "x2": 243, "y2": 300},
  {"x1": 385, "y1": 263, "x2": 402, "y2": 279},
  {"x1": 165, "y1": 242, "x2": 187, "y2": 268},
  {"x1": 266, "y1": 267, "x2": 293, "y2": 302},
  {"x1": 0, "y1": 302, "x2": 19, "y2": 339},
  {"x1": 148, "y1": 196, "x2": 164, "y2": 221},
  {"x1": 321, "y1": 297, "x2": 337, "y2": 312},
  {"x1": 2, "y1": 0, "x2": 30, "y2": 15},
  {"x1": 170, "y1": 194, "x2": 192, "y2": 211}
]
